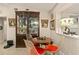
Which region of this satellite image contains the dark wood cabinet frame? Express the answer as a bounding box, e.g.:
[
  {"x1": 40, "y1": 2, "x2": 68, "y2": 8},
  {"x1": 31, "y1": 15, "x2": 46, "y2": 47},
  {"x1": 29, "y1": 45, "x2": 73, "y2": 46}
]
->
[{"x1": 15, "y1": 11, "x2": 40, "y2": 48}]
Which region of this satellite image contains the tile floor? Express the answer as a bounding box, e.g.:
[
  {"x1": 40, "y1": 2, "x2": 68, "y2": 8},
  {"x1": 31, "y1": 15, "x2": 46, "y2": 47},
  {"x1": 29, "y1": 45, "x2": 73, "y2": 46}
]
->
[
  {"x1": 0, "y1": 42, "x2": 28, "y2": 55},
  {"x1": 0, "y1": 41, "x2": 60, "y2": 55}
]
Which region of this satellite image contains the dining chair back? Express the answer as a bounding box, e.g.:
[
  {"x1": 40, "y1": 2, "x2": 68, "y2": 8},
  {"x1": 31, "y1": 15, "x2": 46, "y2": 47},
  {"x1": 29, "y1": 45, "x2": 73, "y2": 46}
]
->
[{"x1": 24, "y1": 39, "x2": 39, "y2": 55}]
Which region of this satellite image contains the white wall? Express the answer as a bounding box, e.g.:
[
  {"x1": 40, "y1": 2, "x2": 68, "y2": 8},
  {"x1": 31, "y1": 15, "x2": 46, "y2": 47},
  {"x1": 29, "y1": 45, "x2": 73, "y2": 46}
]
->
[
  {"x1": 3, "y1": 19, "x2": 7, "y2": 41},
  {"x1": 0, "y1": 5, "x2": 50, "y2": 45},
  {"x1": 0, "y1": 19, "x2": 3, "y2": 43},
  {"x1": 0, "y1": 17, "x2": 7, "y2": 44},
  {"x1": 40, "y1": 11, "x2": 50, "y2": 37}
]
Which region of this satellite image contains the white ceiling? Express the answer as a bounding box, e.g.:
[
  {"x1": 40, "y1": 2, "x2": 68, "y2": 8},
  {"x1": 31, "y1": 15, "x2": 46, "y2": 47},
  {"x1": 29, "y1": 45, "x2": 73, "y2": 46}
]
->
[
  {"x1": 60, "y1": 4, "x2": 79, "y2": 17},
  {"x1": 62, "y1": 4, "x2": 79, "y2": 14},
  {"x1": 0, "y1": 3, "x2": 56, "y2": 12}
]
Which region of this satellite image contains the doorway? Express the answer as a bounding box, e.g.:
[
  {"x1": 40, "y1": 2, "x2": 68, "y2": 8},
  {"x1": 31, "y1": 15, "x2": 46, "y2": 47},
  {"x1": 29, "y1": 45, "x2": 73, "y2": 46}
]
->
[{"x1": 0, "y1": 17, "x2": 7, "y2": 44}]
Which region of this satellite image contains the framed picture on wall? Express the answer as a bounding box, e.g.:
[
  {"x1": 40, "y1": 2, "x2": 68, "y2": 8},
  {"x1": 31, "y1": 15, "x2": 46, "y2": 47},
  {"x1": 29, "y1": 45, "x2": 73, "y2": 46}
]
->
[
  {"x1": 8, "y1": 18, "x2": 16, "y2": 26},
  {"x1": 41, "y1": 19, "x2": 48, "y2": 28},
  {"x1": 50, "y1": 20, "x2": 55, "y2": 30}
]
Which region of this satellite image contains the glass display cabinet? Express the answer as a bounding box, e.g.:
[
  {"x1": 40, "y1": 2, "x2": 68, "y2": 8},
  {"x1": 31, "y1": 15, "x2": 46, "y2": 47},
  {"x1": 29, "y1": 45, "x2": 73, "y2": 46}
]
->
[
  {"x1": 16, "y1": 11, "x2": 39, "y2": 48},
  {"x1": 17, "y1": 15, "x2": 27, "y2": 35},
  {"x1": 29, "y1": 17, "x2": 39, "y2": 38}
]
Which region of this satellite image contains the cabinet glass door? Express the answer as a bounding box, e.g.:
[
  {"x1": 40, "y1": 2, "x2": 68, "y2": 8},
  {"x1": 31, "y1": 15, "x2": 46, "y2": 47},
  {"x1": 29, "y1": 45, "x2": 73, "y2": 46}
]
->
[
  {"x1": 29, "y1": 17, "x2": 39, "y2": 36},
  {"x1": 17, "y1": 15, "x2": 27, "y2": 35}
]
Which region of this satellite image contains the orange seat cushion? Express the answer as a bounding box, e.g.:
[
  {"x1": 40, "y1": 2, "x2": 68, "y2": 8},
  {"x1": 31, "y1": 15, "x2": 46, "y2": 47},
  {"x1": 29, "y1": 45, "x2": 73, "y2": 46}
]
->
[
  {"x1": 45, "y1": 44, "x2": 59, "y2": 52},
  {"x1": 35, "y1": 47, "x2": 45, "y2": 54}
]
